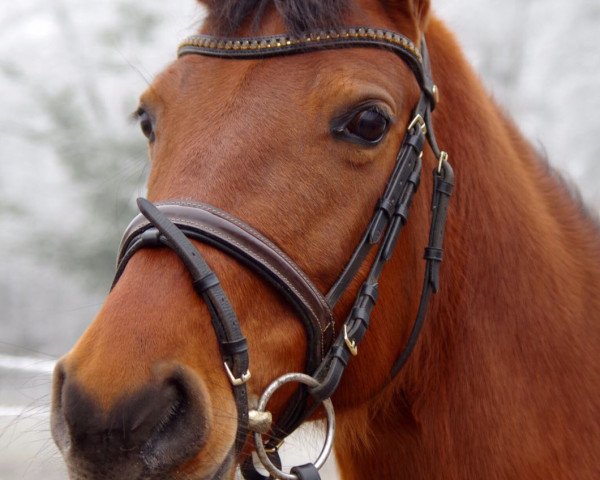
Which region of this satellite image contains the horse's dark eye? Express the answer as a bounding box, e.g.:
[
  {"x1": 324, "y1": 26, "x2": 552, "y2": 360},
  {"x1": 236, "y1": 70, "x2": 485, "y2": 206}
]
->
[
  {"x1": 137, "y1": 108, "x2": 155, "y2": 142},
  {"x1": 335, "y1": 107, "x2": 390, "y2": 145}
]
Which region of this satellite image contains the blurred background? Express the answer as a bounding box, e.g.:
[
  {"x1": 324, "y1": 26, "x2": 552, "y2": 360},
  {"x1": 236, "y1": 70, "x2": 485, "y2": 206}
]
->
[{"x1": 1, "y1": 0, "x2": 598, "y2": 478}]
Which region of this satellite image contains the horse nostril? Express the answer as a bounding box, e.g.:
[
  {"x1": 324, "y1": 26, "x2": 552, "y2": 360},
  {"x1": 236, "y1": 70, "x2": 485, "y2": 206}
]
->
[
  {"x1": 53, "y1": 364, "x2": 210, "y2": 474},
  {"x1": 140, "y1": 368, "x2": 211, "y2": 471}
]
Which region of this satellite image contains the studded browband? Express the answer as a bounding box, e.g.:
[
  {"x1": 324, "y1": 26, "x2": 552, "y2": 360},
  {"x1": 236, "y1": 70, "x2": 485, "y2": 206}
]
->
[
  {"x1": 178, "y1": 27, "x2": 438, "y2": 107},
  {"x1": 115, "y1": 25, "x2": 453, "y2": 480}
]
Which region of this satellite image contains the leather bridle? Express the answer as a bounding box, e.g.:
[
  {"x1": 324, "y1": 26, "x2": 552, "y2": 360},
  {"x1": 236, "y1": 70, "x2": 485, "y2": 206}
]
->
[{"x1": 113, "y1": 26, "x2": 454, "y2": 480}]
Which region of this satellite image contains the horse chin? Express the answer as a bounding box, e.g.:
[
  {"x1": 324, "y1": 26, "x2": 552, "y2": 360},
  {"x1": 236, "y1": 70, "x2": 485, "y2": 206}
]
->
[
  {"x1": 61, "y1": 459, "x2": 236, "y2": 480},
  {"x1": 59, "y1": 447, "x2": 236, "y2": 480}
]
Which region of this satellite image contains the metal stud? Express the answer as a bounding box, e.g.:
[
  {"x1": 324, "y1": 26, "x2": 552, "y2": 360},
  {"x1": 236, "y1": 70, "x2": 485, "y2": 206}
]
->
[
  {"x1": 248, "y1": 410, "x2": 273, "y2": 434},
  {"x1": 177, "y1": 27, "x2": 425, "y2": 64}
]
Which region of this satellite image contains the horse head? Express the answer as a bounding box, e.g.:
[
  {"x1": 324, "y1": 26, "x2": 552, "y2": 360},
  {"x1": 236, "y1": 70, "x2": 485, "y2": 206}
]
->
[{"x1": 50, "y1": 1, "x2": 600, "y2": 479}]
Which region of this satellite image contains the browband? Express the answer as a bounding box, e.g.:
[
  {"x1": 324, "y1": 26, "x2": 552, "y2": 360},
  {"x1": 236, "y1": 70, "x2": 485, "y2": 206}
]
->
[{"x1": 178, "y1": 27, "x2": 437, "y2": 106}]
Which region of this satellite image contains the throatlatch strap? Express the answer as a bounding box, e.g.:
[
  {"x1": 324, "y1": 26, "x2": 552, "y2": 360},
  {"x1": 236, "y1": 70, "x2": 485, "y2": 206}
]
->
[{"x1": 389, "y1": 160, "x2": 454, "y2": 378}]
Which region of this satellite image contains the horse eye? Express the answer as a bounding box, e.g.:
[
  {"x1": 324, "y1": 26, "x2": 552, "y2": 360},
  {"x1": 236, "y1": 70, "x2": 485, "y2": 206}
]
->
[
  {"x1": 137, "y1": 108, "x2": 155, "y2": 142},
  {"x1": 342, "y1": 108, "x2": 389, "y2": 144}
]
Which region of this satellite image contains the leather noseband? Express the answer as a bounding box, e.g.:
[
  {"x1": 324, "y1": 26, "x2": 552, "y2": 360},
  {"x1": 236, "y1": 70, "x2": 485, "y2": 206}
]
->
[{"x1": 116, "y1": 201, "x2": 335, "y2": 369}]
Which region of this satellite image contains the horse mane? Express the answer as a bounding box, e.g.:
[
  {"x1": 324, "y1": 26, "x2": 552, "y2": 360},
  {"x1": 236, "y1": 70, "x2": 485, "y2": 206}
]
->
[
  {"x1": 205, "y1": 0, "x2": 351, "y2": 36},
  {"x1": 500, "y1": 104, "x2": 600, "y2": 231},
  {"x1": 537, "y1": 151, "x2": 600, "y2": 230}
]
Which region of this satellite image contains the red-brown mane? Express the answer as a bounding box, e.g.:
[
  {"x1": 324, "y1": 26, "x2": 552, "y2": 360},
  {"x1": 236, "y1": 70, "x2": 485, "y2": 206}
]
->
[{"x1": 51, "y1": 1, "x2": 600, "y2": 479}]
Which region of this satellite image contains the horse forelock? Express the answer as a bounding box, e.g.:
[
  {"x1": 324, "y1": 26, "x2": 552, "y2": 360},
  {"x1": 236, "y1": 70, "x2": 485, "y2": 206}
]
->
[{"x1": 202, "y1": 0, "x2": 351, "y2": 36}]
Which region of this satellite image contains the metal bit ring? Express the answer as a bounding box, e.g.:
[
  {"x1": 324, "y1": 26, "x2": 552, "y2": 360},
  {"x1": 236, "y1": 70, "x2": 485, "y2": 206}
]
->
[{"x1": 253, "y1": 373, "x2": 335, "y2": 480}]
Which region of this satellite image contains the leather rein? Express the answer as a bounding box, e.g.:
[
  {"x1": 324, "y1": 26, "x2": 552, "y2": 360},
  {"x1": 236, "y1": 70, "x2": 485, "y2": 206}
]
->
[{"x1": 113, "y1": 26, "x2": 454, "y2": 480}]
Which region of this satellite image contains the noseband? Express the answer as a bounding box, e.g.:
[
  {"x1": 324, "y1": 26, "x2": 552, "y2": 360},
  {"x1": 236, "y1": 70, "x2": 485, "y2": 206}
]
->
[{"x1": 114, "y1": 26, "x2": 453, "y2": 480}]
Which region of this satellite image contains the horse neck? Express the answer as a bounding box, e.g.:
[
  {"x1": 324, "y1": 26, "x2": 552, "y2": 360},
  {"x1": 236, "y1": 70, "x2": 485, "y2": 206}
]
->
[{"x1": 335, "y1": 18, "x2": 600, "y2": 479}]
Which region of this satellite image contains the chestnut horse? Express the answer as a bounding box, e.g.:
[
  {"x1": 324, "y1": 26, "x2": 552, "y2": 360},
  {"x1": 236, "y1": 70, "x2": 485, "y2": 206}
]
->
[{"x1": 51, "y1": 1, "x2": 600, "y2": 479}]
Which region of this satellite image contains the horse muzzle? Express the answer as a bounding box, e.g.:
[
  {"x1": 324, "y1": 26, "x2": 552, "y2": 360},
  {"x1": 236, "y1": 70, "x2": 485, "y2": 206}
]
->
[{"x1": 50, "y1": 360, "x2": 229, "y2": 480}]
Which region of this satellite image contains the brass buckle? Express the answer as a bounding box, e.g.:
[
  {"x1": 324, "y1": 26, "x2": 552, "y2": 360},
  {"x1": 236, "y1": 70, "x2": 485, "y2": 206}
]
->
[
  {"x1": 408, "y1": 114, "x2": 427, "y2": 135},
  {"x1": 343, "y1": 325, "x2": 358, "y2": 356},
  {"x1": 224, "y1": 362, "x2": 251, "y2": 386},
  {"x1": 432, "y1": 85, "x2": 440, "y2": 105},
  {"x1": 437, "y1": 151, "x2": 449, "y2": 173}
]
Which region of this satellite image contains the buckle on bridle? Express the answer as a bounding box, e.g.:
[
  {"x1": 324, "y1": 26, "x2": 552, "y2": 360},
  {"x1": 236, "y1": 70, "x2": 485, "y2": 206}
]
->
[
  {"x1": 224, "y1": 362, "x2": 251, "y2": 386},
  {"x1": 343, "y1": 324, "x2": 358, "y2": 356},
  {"x1": 437, "y1": 151, "x2": 449, "y2": 173},
  {"x1": 408, "y1": 114, "x2": 427, "y2": 135}
]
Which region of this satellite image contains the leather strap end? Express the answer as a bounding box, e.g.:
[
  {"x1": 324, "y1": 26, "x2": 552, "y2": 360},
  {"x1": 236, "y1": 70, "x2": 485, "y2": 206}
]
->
[
  {"x1": 291, "y1": 463, "x2": 321, "y2": 480},
  {"x1": 310, "y1": 356, "x2": 345, "y2": 402},
  {"x1": 428, "y1": 262, "x2": 441, "y2": 293}
]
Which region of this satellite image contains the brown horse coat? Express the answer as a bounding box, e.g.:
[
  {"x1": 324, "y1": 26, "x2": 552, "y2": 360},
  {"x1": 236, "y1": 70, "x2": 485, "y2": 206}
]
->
[{"x1": 51, "y1": 1, "x2": 600, "y2": 479}]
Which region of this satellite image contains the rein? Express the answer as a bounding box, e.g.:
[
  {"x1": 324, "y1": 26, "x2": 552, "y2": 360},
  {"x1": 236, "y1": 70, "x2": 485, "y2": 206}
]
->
[{"x1": 113, "y1": 26, "x2": 454, "y2": 480}]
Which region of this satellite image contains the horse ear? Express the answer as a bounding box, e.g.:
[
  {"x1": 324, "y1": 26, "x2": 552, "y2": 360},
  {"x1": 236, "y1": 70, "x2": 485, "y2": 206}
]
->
[{"x1": 384, "y1": 0, "x2": 431, "y2": 31}]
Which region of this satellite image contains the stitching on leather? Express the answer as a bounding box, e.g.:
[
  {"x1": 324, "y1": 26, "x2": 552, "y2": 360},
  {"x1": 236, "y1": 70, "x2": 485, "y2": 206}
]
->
[
  {"x1": 170, "y1": 218, "x2": 320, "y2": 324},
  {"x1": 160, "y1": 201, "x2": 335, "y2": 330},
  {"x1": 169, "y1": 216, "x2": 330, "y2": 357},
  {"x1": 167, "y1": 201, "x2": 320, "y2": 290},
  {"x1": 128, "y1": 202, "x2": 336, "y2": 347},
  {"x1": 121, "y1": 213, "x2": 336, "y2": 353}
]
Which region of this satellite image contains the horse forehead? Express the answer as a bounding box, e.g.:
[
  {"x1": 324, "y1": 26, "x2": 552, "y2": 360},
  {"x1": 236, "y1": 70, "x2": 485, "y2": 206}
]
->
[{"x1": 151, "y1": 48, "x2": 409, "y2": 121}]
